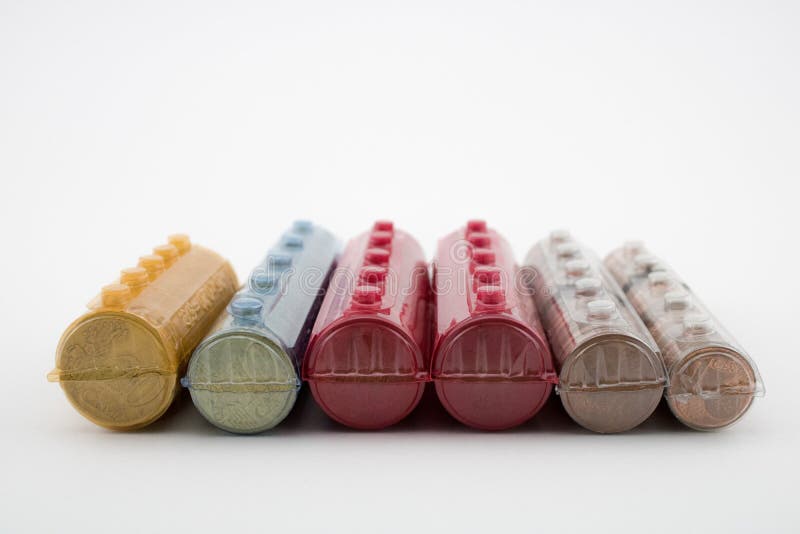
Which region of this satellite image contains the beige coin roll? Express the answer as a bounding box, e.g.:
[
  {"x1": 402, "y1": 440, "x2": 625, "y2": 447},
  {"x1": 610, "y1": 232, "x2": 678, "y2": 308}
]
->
[
  {"x1": 49, "y1": 235, "x2": 238, "y2": 430},
  {"x1": 524, "y1": 231, "x2": 668, "y2": 433},
  {"x1": 605, "y1": 242, "x2": 764, "y2": 430}
]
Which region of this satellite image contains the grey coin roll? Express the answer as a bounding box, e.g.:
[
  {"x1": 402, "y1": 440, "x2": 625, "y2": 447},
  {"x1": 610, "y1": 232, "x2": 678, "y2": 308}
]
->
[
  {"x1": 523, "y1": 231, "x2": 668, "y2": 433},
  {"x1": 182, "y1": 221, "x2": 339, "y2": 433}
]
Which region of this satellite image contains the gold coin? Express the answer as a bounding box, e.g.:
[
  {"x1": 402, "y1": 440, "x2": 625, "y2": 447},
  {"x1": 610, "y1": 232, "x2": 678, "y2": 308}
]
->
[{"x1": 57, "y1": 313, "x2": 175, "y2": 430}]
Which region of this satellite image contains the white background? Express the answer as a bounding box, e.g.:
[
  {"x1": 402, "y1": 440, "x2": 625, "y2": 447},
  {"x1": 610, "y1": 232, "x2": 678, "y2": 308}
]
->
[{"x1": 1, "y1": 1, "x2": 798, "y2": 532}]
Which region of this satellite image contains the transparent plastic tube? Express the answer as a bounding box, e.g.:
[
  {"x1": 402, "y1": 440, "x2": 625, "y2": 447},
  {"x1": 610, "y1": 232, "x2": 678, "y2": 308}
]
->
[
  {"x1": 524, "y1": 231, "x2": 667, "y2": 433},
  {"x1": 605, "y1": 243, "x2": 764, "y2": 430},
  {"x1": 183, "y1": 221, "x2": 339, "y2": 434}
]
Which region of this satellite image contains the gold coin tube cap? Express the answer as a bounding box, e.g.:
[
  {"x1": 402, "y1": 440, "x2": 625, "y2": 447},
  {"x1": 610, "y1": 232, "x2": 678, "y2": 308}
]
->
[{"x1": 49, "y1": 235, "x2": 238, "y2": 430}]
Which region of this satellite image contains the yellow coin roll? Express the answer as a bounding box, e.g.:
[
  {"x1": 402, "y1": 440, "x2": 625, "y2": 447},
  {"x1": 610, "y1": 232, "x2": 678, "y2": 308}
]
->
[{"x1": 49, "y1": 235, "x2": 238, "y2": 430}]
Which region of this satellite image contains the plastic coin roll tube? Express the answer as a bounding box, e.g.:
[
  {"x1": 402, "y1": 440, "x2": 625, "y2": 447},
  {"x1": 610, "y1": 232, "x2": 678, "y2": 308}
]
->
[
  {"x1": 303, "y1": 221, "x2": 431, "y2": 430},
  {"x1": 49, "y1": 235, "x2": 238, "y2": 430},
  {"x1": 604, "y1": 242, "x2": 764, "y2": 430},
  {"x1": 182, "y1": 221, "x2": 339, "y2": 434},
  {"x1": 431, "y1": 220, "x2": 557, "y2": 430},
  {"x1": 523, "y1": 231, "x2": 668, "y2": 433}
]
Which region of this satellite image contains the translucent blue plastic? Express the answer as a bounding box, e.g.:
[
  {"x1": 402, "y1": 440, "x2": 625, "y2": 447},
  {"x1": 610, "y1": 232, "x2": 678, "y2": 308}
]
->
[{"x1": 182, "y1": 221, "x2": 339, "y2": 434}]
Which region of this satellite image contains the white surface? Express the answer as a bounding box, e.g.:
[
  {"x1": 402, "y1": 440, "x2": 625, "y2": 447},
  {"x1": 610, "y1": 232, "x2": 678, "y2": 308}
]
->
[{"x1": 1, "y1": 1, "x2": 798, "y2": 532}]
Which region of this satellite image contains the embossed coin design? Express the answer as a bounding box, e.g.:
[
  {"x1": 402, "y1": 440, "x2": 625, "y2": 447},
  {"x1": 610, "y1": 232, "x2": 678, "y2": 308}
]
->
[
  {"x1": 668, "y1": 347, "x2": 755, "y2": 430},
  {"x1": 183, "y1": 222, "x2": 339, "y2": 434},
  {"x1": 605, "y1": 242, "x2": 764, "y2": 430},
  {"x1": 58, "y1": 315, "x2": 172, "y2": 430},
  {"x1": 187, "y1": 334, "x2": 298, "y2": 433},
  {"x1": 50, "y1": 236, "x2": 238, "y2": 430}
]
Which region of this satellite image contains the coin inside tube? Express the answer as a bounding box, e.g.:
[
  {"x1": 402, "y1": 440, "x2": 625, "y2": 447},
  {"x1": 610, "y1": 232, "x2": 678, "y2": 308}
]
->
[
  {"x1": 666, "y1": 346, "x2": 757, "y2": 430},
  {"x1": 558, "y1": 333, "x2": 665, "y2": 433},
  {"x1": 604, "y1": 242, "x2": 765, "y2": 431},
  {"x1": 525, "y1": 234, "x2": 667, "y2": 433}
]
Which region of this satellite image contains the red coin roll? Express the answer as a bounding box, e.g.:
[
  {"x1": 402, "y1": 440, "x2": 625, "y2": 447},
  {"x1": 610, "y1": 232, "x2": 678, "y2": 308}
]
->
[
  {"x1": 303, "y1": 221, "x2": 431, "y2": 429},
  {"x1": 431, "y1": 220, "x2": 557, "y2": 430}
]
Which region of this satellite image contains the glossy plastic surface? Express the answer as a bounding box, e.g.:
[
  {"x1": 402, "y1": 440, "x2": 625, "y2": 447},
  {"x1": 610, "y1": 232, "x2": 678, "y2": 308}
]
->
[
  {"x1": 49, "y1": 235, "x2": 238, "y2": 430},
  {"x1": 183, "y1": 221, "x2": 339, "y2": 434},
  {"x1": 303, "y1": 221, "x2": 430, "y2": 429},
  {"x1": 432, "y1": 220, "x2": 556, "y2": 430},
  {"x1": 524, "y1": 231, "x2": 667, "y2": 433},
  {"x1": 605, "y1": 243, "x2": 764, "y2": 430}
]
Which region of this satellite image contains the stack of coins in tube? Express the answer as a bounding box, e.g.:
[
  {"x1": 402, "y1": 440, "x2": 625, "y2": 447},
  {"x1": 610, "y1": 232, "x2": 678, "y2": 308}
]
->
[
  {"x1": 303, "y1": 221, "x2": 431, "y2": 430},
  {"x1": 605, "y1": 242, "x2": 764, "y2": 430},
  {"x1": 183, "y1": 221, "x2": 339, "y2": 434},
  {"x1": 431, "y1": 220, "x2": 557, "y2": 430},
  {"x1": 49, "y1": 235, "x2": 238, "y2": 430},
  {"x1": 523, "y1": 231, "x2": 668, "y2": 433}
]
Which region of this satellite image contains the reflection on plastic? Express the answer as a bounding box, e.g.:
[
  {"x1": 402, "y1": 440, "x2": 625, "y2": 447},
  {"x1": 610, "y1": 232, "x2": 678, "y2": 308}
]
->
[
  {"x1": 605, "y1": 243, "x2": 764, "y2": 430},
  {"x1": 303, "y1": 221, "x2": 431, "y2": 429},
  {"x1": 524, "y1": 231, "x2": 668, "y2": 433},
  {"x1": 49, "y1": 235, "x2": 238, "y2": 430},
  {"x1": 182, "y1": 222, "x2": 339, "y2": 434},
  {"x1": 432, "y1": 220, "x2": 557, "y2": 430}
]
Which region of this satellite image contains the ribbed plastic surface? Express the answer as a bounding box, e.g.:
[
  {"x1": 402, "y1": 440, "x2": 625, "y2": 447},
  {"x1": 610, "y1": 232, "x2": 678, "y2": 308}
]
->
[
  {"x1": 524, "y1": 231, "x2": 667, "y2": 433},
  {"x1": 605, "y1": 242, "x2": 764, "y2": 430},
  {"x1": 432, "y1": 220, "x2": 556, "y2": 430},
  {"x1": 49, "y1": 235, "x2": 238, "y2": 430},
  {"x1": 303, "y1": 221, "x2": 431, "y2": 429},
  {"x1": 183, "y1": 221, "x2": 339, "y2": 434}
]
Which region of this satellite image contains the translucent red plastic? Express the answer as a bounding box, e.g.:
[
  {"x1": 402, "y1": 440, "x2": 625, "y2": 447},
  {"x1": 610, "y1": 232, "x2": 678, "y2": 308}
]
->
[
  {"x1": 303, "y1": 221, "x2": 431, "y2": 429},
  {"x1": 431, "y1": 220, "x2": 557, "y2": 430}
]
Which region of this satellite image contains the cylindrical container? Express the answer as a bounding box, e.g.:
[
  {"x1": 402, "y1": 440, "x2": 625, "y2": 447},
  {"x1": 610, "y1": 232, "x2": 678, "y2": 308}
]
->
[
  {"x1": 49, "y1": 235, "x2": 238, "y2": 430},
  {"x1": 303, "y1": 221, "x2": 430, "y2": 429},
  {"x1": 605, "y1": 243, "x2": 764, "y2": 430},
  {"x1": 182, "y1": 221, "x2": 339, "y2": 434},
  {"x1": 524, "y1": 231, "x2": 667, "y2": 433},
  {"x1": 431, "y1": 220, "x2": 557, "y2": 430}
]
